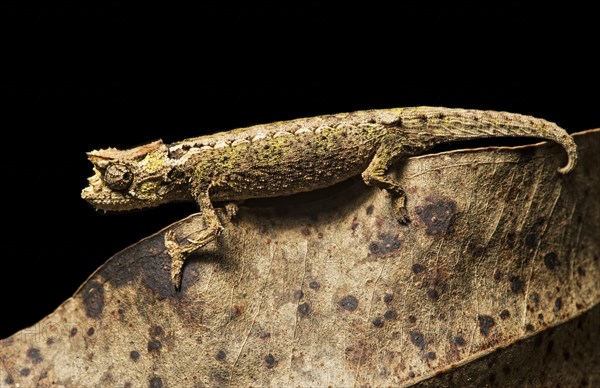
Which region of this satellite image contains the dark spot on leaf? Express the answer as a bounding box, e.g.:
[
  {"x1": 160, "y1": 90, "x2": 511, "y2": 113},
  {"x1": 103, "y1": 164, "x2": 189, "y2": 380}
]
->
[
  {"x1": 372, "y1": 317, "x2": 384, "y2": 328},
  {"x1": 525, "y1": 324, "x2": 535, "y2": 332},
  {"x1": 130, "y1": 350, "x2": 140, "y2": 361},
  {"x1": 411, "y1": 263, "x2": 425, "y2": 274},
  {"x1": 577, "y1": 266, "x2": 586, "y2": 276},
  {"x1": 150, "y1": 325, "x2": 164, "y2": 337},
  {"x1": 555, "y1": 297, "x2": 563, "y2": 310},
  {"x1": 427, "y1": 289, "x2": 439, "y2": 300},
  {"x1": 230, "y1": 304, "x2": 244, "y2": 319},
  {"x1": 216, "y1": 350, "x2": 226, "y2": 361},
  {"x1": 297, "y1": 303, "x2": 310, "y2": 317},
  {"x1": 416, "y1": 198, "x2": 457, "y2": 237},
  {"x1": 478, "y1": 315, "x2": 495, "y2": 336},
  {"x1": 369, "y1": 233, "x2": 402, "y2": 257},
  {"x1": 531, "y1": 292, "x2": 540, "y2": 308},
  {"x1": 544, "y1": 252, "x2": 560, "y2": 270},
  {"x1": 309, "y1": 281, "x2": 320, "y2": 290},
  {"x1": 70, "y1": 327, "x2": 78, "y2": 337},
  {"x1": 301, "y1": 227, "x2": 310, "y2": 236},
  {"x1": 384, "y1": 310, "x2": 396, "y2": 320},
  {"x1": 409, "y1": 331, "x2": 426, "y2": 349},
  {"x1": 258, "y1": 331, "x2": 270, "y2": 339},
  {"x1": 366, "y1": 204, "x2": 374, "y2": 215},
  {"x1": 500, "y1": 309, "x2": 511, "y2": 319},
  {"x1": 576, "y1": 303, "x2": 584, "y2": 310},
  {"x1": 538, "y1": 313, "x2": 544, "y2": 320},
  {"x1": 383, "y1": 293, "x2": 393, "y2": 303},
  {"x1": 148, "y1": 340, "x2": 161, "y2": 353},
  {"x1": 20, "y1": 368, "x2": 30, "y2": 377},
  {"x1": 467, "y1": 241, "x2": 485, "y2": 257},
  {"x1": 87, "y1": 327, "x2": 95, "y2": 336},
  {"x1": 81, "y1": 281, "x2": 105, "y2": 319},
  {"x1": 524, "y1": 233, "x2": 537, "y2": 249},
  {"x1": 46, "y1": 338, "x2": 54, "y2": 346},
  {"x1": 408, "y1": 315, "x2": 417, "y2": 323},
  {"x1": 26, "y1": 347, "x2": 42, "y2": 363},
  {"x1": 509, "y1": 276, "x2": 524, "y2": 294},
  {"x1": 408, "y1": 371, "x2": 415, "y2": 378},
  {"x1": 293, "y1": 290, "x2": 304, "y2": 300},
  {"x1": 264, "y1": 354, "x2": 277, "y2": 368},
  {"x1": 454, "y1": 336, "x2": 466, "y2": 346},
  {"x1": 427, "y1": 352, "x2": 436, "y2": 360},
  {"x1": 493, "y1": 269, "x2": 502, "y2": 281},
  {"x1": 4, "y1": 375, "x2": 14, "y2": 385},
  {"x1": 339, "y1": 295, "x2": 358, "y2": 312},
  {"x1": 149, "y1": 376, "x2": 163, "y2": 388}
]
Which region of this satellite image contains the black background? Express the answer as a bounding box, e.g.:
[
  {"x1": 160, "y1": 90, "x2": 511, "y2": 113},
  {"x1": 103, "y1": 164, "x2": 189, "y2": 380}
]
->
[{"x1": 1, "y1": 2, "x2": 597, "y2": 339}]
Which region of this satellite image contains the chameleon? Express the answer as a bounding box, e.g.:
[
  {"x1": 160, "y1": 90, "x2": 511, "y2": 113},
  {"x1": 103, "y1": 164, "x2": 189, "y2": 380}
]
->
[{"x1": 81, "y1": 107, "x2": 578, "y2": 288}]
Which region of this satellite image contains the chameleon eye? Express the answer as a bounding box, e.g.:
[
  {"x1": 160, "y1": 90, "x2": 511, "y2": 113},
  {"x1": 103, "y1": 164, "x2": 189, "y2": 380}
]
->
[{"x1": 104, "y1": 163, "x2": 133, "y2": 191}]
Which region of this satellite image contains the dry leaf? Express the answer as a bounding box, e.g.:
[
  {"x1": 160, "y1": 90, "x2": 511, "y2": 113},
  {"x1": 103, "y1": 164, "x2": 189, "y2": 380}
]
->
[{"x1": 1, "y1": 130, "x2": 598, "y2": 387}]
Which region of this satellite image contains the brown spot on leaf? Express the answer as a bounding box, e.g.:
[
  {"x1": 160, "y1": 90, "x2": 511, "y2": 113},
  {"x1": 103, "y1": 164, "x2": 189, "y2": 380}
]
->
[
  {"x1": 368, "y1": 233, "x2": 402, "y2": 257},
  {"x1": 4, "y1": 376, "x2": 14, "y2": 385},
  {"x1": 383, "y1": 293, "x2": 393, "y2": 303},
  {"x1": 408, "y1": 315, "x2": 417, "y2": 323},
  {"x1": 426, "y1": 351, "x2": 436, "y2": 360},
  {"x1": 454, "y1": 336, "x2": 466, "y2": 346},
  {"x1": 26, "y1": 347, "x2": 42, "y2": 363},
  {"x1": 366, "y1": 204, "x2": 374, "y2": 215},
  {"x1": 130, "y1": 350, "x2": 140, "y2": 361},
  {"x1": 258, "y1": 331, "x2": 270, "y2": 339},
  {"x1": 384, "y1": 310, "x2": 396, "y2": 320},
  {"x1": 70, "y1": 327, "x2": 78, "y2": 337},
  {"x1": 148, "y1": 340, "x2": 161, "y2": 353},
  {"x1": 149, "y1": 376, "x2": 163, "y2": 388},
  {"x1": 87, "y1": 327, "x2": 95, "y2": 336},
  {"x1": 230, "y1": 304, "x2": 244, "y2": 319},
  {"x1": 544, "y1": 252, "x2": 560, "y2": 270},
  {"x1": 416, "y1": 198, "x2": 457, "y2": 237},
  {"x1": 372, "y1": 317, "x2": 384, "y2": 328},
  {"x1": 525, "y1": 324, "x2": 535, "y2": 332},
  {"x1": 293, "y1": 290, "x2": 304, "y2": 300},
  {"x1": 150, "y1": 325, "x2": 164, "y2": 337},
  {"x1": 81, "y1": 280, "x2": 105, "y2": 319},
  {"x1": 216, "y1": 350, "x2": 226, "y2": 361},
  {"x1": 500, "y1": 309, "x2": 511, "y2": 319},
  {"x1": 264, "y1": 354, "x2": 277, "y2": 368},
  {"x1": 409, "y1": 331, "x2": 426, "y2": 349},
  {"x1": 577, "y1": 266, "x2": 586, "y2": 276},
  {"x1": 408, "y1": 371, "x2": 415, "y2": 378},
  {"x1": 427, "y1": 289, "x2": 439, "y2": 300},
  {"x1": 297, "y1": 303, "x2": 310, "y2": 317},
  {"x1": 339, "y1": 295, "x2": 358, "y2": 312},
  {"x1": 411, "y1": 263, "x2": 426, "y2": 274},
  {"x1": 555, "y1": 297, "x2": 563, "y2": 310},
  {"x1": 509, "y1": 276, "x2": 524, "y2": 294},
  {"x1": 20, "y1": 368, "x2": 30, "y2": 377},
  {"x1": 309, "y1": 281, "x2": 320, "y2": 290},
  {"x1": 524, "y1": 233, "x2": 537, "y2": 249},
  {"x1": 478, "y1": 315, "x2": 495, "y2": 336},
  {"x1": 301, "y1": 227, "x2": 310, "y2": 236}
]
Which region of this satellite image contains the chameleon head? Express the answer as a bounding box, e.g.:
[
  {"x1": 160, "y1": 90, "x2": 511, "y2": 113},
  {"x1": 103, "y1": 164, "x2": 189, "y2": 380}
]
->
[{"x1": 82, "y1": 140, "x2": 185, "y2": 211}]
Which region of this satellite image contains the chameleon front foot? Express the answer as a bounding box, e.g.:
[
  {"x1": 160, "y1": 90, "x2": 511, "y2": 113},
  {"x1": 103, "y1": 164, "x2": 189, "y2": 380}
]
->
[{"x1": 164, "y1": 224, "x2": 223, "y2": 289}]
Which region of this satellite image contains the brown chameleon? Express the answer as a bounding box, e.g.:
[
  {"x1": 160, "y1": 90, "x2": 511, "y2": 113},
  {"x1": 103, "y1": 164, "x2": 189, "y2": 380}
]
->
[{"x1": 82, "y1": 107, "x2": 578, "y2": 288}]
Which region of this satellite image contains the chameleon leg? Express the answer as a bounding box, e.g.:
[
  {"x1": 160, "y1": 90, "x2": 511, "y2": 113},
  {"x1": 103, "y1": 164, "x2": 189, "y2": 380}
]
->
[
  {"x1": 361, "y1": 134, "x2": 410, "y2": 223},
  {"x1": 165, "y1": 188, "x2": 224, "y2": 288}
]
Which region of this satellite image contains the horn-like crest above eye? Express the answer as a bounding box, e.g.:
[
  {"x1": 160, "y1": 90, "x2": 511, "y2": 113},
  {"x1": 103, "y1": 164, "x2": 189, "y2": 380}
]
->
[{"x1": 87, "y1": 140, "x2": 166, "y2": 167}]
